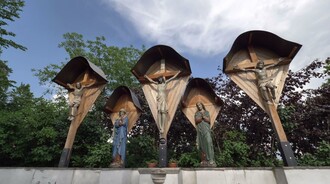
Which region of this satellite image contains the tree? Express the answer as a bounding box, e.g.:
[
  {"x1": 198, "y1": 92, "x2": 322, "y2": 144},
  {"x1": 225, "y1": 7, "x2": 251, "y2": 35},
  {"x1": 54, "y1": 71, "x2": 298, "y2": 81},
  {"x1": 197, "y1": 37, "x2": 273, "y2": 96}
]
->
[
  {"x1": 3, "y1": 26, "x2": 327, "y2": 167},
  {"x1": 31, "y1": 33, "x2": 147, "y2": 167},
  {"x1": 0, "y1": 0, "x2": 26, "y2": 107},
  {"x1": 0, "y1": 84, "x2": 67, "y2": 166},
  {"x1": 0, "y1": 60, "x2": 14, "y2": 108},
  {"x1": 209, "y1": 59, "x2": 328, "y2": 166},
  {"x1": 0, "y1": 0, "x2": 27, "y2": 52},
  {"x1": 33, "y1": 32, "x2": 144, "y2": 95},
  {"x1": 324, "y1": 57, "x2": 330, "y2": 85},
  {"x1": 126, "y1": 135, "x2": 158, "y2": 168},
  {"x1": 215, "y1": 131, "x2": 251, "y2": 167}
]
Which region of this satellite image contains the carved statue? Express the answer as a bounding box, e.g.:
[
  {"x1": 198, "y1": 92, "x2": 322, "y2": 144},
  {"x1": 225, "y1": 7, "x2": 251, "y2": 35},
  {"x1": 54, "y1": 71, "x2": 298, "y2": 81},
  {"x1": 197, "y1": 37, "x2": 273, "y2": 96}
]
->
[
  {"x1": 110, "y1": 108, "x2": 128, "y2": 168},
  {"x1": 144, "y1": 71, "x2": 181, "y2": 133},
  {"x1": 67, "y1": 81, "x2": 94, "y2": 121},
  {"x1": 195, "y1": 102, "x2": 216, "y2": 167},
  {"x1": 234, "y1": 59, "x2": 284, "y2": 103}
]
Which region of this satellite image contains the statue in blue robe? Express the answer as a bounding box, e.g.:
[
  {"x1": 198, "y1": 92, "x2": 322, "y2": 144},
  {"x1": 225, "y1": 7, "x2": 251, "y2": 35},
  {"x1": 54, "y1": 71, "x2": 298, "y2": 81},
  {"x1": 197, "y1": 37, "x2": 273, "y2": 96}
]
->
[{"x1": 110, "y1": 108, "x2": 128, "y2": 167}]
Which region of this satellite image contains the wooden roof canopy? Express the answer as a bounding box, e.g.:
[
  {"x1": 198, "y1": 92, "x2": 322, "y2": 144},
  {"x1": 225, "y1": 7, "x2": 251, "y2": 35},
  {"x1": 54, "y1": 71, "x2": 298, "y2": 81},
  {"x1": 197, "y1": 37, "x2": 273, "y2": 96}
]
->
[
  {"x1": 52, "y1": 56, "x2": 108, "y2": 88},
  {"x1": 104, "y1": 86, "x2": 142, "y2": 132},
  {"x1": 182, "y1": 78, "x2": 223, "y2": 107},
  {"x1": 223, "y1": 30, "x2": 302, "y2": 73},
  {"x1": 181, "y1": 78, "x2": 223, "y2": 128},
  {"x1": 104, "y1": 86, "x2": 142, "y2": 114},
  {"x1": 131, "y1": 45, "x2": 192, "y2": 83}
]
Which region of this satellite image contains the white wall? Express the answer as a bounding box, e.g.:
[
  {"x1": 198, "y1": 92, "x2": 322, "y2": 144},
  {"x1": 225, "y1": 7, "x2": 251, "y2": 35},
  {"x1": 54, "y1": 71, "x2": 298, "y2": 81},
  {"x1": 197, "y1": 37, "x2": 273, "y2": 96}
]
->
[{"x1": 0, "y1": 167, "x2": 329, "y2": 184}]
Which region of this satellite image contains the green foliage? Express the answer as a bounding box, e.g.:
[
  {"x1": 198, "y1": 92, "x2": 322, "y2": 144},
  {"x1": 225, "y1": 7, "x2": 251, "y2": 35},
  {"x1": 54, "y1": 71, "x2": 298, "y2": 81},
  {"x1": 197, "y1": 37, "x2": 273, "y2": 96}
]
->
[
  {"x1": 33, "y1": 32, "x2": 144, "y2": 95},
  {"x1": 178, "y1": 148, "x2": 200, "y2": 167},
  {"x1": 0, "y1": 61, "x2": 14, "y2": 107},
  {"x1": 0, "y1": 84, "x2": 67, "y2": 166},
  {"x1": 83, "y1": 135, "x2": 112, "y2": 168},
  {"x1": 249, "y1": 153, "x2": 282, "y2": 167},
  {"x1": 279, "y1": 106, "x2": 297, "y2": 131},
  {"x1": 1, "y1": 21, "x2": 329, "y2": 168},
  {"x1": 126, "y1": 135, "x2": 158, "y2": 168},
  {"x1": 215, "y1": 131, "x2": 250, "y2": 167},
  {"x1": 146, "y1": 159, "x2": 158, "y2": 164},
  {"x1": 169, "y1": 158, "x2": 177, "y2": 163},
  {"x1": 68, "y1": 111, "x2": 110, "y2": 167},
  {"x1": 0, "y1": 0, "x2": 27, "y2": 52},
  {"x1": 299, "y1": 141, "x2": 330, "y2": 166}
]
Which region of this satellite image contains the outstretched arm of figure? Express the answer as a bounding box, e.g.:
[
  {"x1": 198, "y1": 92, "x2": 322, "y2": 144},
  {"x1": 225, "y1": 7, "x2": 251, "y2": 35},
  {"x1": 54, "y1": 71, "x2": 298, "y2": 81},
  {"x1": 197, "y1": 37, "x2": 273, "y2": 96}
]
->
[
  {"x1": 264, "y1": 58, "x2": 286, "y2": 69},
  {"x1": 67, "y1": 83, "x2": 74, "y2": 89},
  {"x1": 144, "y1": 75, "x2": 158, "y2": 84},
  {"x1": 166, "y1": 70, "x2": 181, "y2": 83},
  {"x1": 233, "y1": 65, "x2": 256, "y2": 73},
  {"x1": 82, "y1": 80, "x2": 96, "y2": 89}
]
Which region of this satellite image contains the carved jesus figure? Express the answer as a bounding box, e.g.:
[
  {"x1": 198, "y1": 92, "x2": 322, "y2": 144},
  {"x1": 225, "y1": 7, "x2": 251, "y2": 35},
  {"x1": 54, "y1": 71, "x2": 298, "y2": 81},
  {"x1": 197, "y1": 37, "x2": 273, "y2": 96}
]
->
[
  {"x1": 67, "y1": 81, "x2": 94, "y2": 121},
  {"x1": 234, "y1": 59, "x2": 284, "y2": 103},
  {"x1": 144, "y1": 71, "x2": 181, "y2": 133}
]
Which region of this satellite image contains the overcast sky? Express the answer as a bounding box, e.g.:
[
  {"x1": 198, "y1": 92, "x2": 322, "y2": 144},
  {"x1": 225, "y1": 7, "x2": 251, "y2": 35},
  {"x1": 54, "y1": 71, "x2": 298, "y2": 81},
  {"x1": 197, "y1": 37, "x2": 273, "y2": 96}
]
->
[{"x1": 2, "y1": 0, "x2": 329, "y2": 97}]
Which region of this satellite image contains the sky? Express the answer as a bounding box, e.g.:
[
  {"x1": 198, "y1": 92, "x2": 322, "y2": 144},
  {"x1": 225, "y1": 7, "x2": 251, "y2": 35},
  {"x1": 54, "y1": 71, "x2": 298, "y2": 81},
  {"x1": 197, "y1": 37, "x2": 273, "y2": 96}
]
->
[{"x1": 2, "y1": 0, "x2": 329, "y2": 97}]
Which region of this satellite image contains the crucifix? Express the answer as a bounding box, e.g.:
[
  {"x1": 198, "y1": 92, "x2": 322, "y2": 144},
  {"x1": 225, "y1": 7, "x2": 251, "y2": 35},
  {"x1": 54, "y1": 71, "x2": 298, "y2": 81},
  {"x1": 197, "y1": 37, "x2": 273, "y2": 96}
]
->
[
  {"x1": 223, "y1": 31, "x2": 301, "y2": 166},
  {"x1": 144, "y1": 59, "x2": 181, "y2": 134}
]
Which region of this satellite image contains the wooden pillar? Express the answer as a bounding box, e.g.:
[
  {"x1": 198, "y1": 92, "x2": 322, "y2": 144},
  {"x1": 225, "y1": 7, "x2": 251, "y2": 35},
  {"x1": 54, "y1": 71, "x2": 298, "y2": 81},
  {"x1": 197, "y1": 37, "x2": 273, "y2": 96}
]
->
[
  {"x1": 266, "y1": 103, "x2": 297, "y2": 166},
  {"x1": 58, "y1": 119, "x2": 78, "y2": 167},
  {"x1": 58, "y1": 85, "x2": 105, "y2": 167}
]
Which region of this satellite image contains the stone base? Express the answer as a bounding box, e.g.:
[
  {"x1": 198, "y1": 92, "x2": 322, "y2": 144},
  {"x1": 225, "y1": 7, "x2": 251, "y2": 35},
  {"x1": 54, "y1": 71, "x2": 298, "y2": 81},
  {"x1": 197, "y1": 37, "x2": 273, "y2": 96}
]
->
[
  {"x1": 1, "y1": 167, "x2": 330, "y2": 184},
  {"x1": 151, "y1": 169, "x2": 166, "y2": 184}
]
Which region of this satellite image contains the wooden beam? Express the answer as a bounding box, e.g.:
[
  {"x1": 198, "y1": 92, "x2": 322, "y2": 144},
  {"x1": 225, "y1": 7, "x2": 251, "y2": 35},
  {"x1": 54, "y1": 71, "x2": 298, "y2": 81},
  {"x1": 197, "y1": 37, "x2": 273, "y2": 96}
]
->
[
  {"x1": 54, "y1": 79, "x2": 68, "y2": 89},
  {"x1": 131, "y1": 69, "x2": 140, "y2": 79},
  {"x1": 248, "y1": 33, "x2": 253, "y2": 45},
  {"x1": 288, "y1": 46, "x2": 298, "y2": 59},
  {"x1": 158, "y1": 47, "x2": 164, "y2": 58},
  {"x1": 104, "y1": 106, "x2": 114, "y2": 113},
  {"x1": 267, "y1": 103, "x2": 287, "y2": 142},
  {"x1": 183, "y1": 60, "x2": 190, "y2": 72},
  {"x1": 139, "y1": 71, "x2": 180, "y2": 82},
  {"x1": 266, "y1": 102, "x2": 297, "y2": 166},
  {"x1": 248, "y1": 45, "x2": 259, "y2": 63},
  {"x1": 225, "y1": 58, "x2": 292, "y2": 73}
]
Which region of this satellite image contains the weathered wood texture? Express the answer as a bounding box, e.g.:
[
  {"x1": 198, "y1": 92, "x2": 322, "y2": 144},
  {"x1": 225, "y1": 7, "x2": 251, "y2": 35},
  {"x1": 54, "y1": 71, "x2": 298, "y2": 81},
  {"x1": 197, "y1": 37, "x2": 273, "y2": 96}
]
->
[
  {"x1": 104, "y1": 86, "x2": 142, "y2": 132},
  {"x1": 142, "y1": 60, "x2": 190, "y2": 137},
  {"x1": 267, "y1": 103, "x2": 288, "y2": 142},
  {"x1": 181, "y1": 78, "x2": 223, "y2": 128},
  {"x1": 52, "y1": 56, "x2": 108, "y2": 150},
  {"x1": 223, "y1": 31, "x2": 301, "y2": 113},
  {"x1": 226, "y1": 48, "x2": 289, "y2": 112},
  {"x1": 223, "y1": 30, "x2": 301, "y2": 166},
  {"x1": 132, "y1": 45, "x2": 192, "y2": 138},
  {"x1": 64, "y1": 84, "x2": 106, "y2": 149}
]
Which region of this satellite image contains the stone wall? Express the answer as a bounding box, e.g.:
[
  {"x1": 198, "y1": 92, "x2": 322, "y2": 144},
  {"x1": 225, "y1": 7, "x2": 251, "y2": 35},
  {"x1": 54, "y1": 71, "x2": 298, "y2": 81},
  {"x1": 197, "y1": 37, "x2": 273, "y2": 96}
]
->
[{"x1": 0, "y1": 167, "x2": 329, "y2": 184}]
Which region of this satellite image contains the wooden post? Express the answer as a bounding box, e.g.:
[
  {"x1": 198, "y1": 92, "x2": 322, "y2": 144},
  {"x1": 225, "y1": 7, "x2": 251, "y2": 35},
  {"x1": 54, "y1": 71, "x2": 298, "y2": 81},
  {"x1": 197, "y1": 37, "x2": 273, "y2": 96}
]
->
[
  {"x1": 52, "y1": 56, "x2": 108, "y2": 167},
  {"x1": 266, "y1": 103, "x2": 297, "y2": 166},
  {"x1": 58, "y1": 120, "x2": 78, "y2": 167},
  {"x1": 58, "y1": 85, "x2": 105, "y2": 167}
]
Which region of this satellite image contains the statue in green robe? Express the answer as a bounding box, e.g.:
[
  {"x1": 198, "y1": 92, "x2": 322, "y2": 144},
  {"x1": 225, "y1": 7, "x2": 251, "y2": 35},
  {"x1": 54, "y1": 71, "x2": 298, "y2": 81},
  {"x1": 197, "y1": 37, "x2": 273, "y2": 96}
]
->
[{"x1": 195, "y1": 102, "x2": 216, "y2": 167}]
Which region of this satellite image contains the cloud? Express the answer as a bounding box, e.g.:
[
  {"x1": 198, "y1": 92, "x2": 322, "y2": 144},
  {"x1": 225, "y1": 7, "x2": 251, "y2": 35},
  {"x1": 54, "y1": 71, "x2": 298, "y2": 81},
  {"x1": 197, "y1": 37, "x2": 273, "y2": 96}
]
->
[{"x1": 103, "y1": 0, "x2": 329, "y2": 72}]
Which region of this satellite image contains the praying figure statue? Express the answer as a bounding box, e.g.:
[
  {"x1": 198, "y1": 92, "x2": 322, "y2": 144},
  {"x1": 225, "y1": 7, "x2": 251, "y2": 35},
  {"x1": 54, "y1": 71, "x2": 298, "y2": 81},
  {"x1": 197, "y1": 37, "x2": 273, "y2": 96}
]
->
[
  {"x1": 195, "y1": 102, "x2": 216, "y2": 167},
  {"x1": 144, "y1": 71, "x2": 181, "y2": 133},
  {"x1": 110, "y1": 108, "x2": 128, "y2": 168},
  {"x1": 234, "y1": 59, "x2": 284, "y2": 103},
  {"x1": 67, "y1": 81, "x2": 94, "y2": 121}
]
